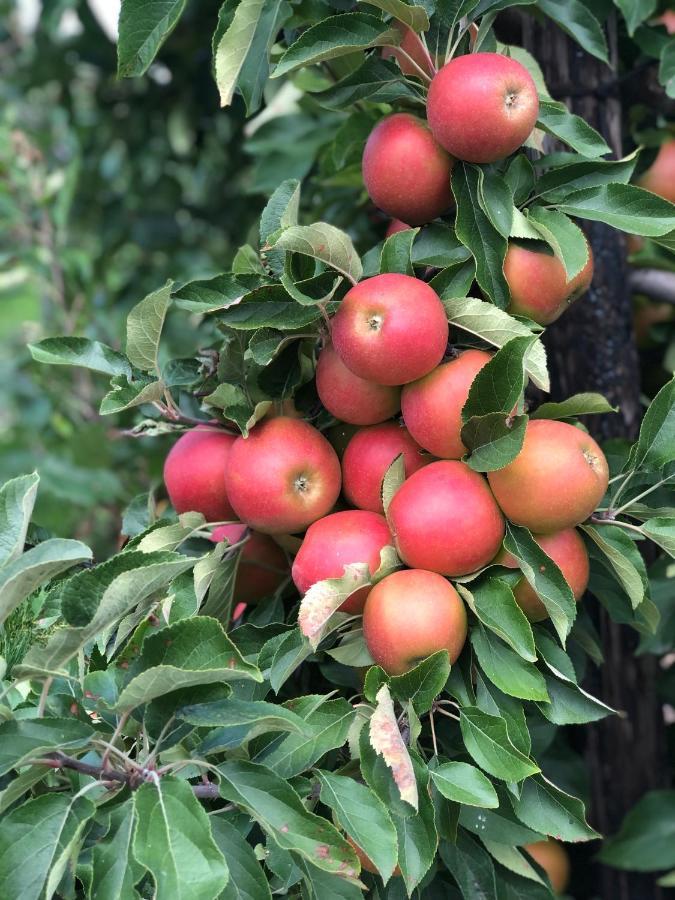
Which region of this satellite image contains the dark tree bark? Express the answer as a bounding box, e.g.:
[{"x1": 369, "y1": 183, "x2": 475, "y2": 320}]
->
[{"x1": 509, "y1": 12, "x2": 670, "y2": 900}]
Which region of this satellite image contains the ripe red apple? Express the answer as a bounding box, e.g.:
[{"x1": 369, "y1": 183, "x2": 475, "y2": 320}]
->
[
  {"x1": 388, "y1": 461, "x2": 505, "y2": 575},
  {"x1": 362, "y1": 114, "x2": 454, "y2": 226},
  {"x1": 381, "y1": 23, "x2": 435, "y2": 78},
  {"x1": 487, "y1": 420, "x2": 609, "y2": 533},
  {"x1": 658, "y1": 10, "x2": 675, "y2": 33},
  {"x1": 292, "y1": 510, "x2": 392, "y2": 614},
  {"x1": 427, "y1": 53, "x2": 539, "y2": 163},
  {"x1": 495, "y1": 528, "x2": 589, "y2": 622},
  {"x1": 639, "y1": 139, "x2": 675, "y2": 204},
  {"x1": 331, "y1": 273, "x2": 449, "y2": 385},
  {"x1": 223, "y1": 417, "x2": 341, "y2": 534},
  {"x1": 401, "y1": 349, "x2": 493, "y2": 458},
  {"x1": 211, "y1": 524, "x2": 289, "y2": 606},
  {"x1": 164, "y1": 425, "x2": 237, "y2": 522},
  {"x1": 363, "y1": 569, "x2": 468, "y2": 675},
  {"x1": 504, "y1": 241, "x2": 594, "y2": 325},
  {"x1": 523, "y1": 840, "x2": 570, "y2": 894},
  {"x1": 315, "y1": 343, "x2": 401, "y2": 426},
  {"x1": 342, "y1": 422, "x2": 429, "y2": 514},
  {"x1": 385, "y1": 218, "x2": 411, "y2": 237}
]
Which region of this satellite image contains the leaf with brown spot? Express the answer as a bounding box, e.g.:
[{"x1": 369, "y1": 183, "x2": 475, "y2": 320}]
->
[{"x1": 369, "y1": 684, "x2": 418, "y2": 811}]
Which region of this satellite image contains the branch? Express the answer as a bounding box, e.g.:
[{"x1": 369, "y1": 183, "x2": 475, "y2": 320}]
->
[{"x1": 629, "y1": 268, "x2": 675, "y2": 305}]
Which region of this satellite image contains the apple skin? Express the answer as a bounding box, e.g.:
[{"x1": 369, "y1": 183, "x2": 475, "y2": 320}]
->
[
  {"x1": 385, "y1": 218, "x2": 411, "y2": 237},
  {"x1": 316, "y1": 343, "x2": 401, "y2": 426},
  {"x1": 658, "y1": 10, "x2": 675, "y2": 33},
  {"x1": 223, "y1": 417, "x2": 341, "y2": 535},
  {"x1": 292, "y1": 510, "x2": 392, "y2": 614},
  {"x1": 381, "y1": 23, "x2": 435, "y2": 78},
  {"x1": 495, "y1": 528, "x2": 589, "y2": 622},
  {"x1": 504, "y1": 241, "x2": 594, "y2": 325},
  {"x1": 164, "y1": 425, "x2": 237, "y2": 522},
  {"x1": 427, "y1": 53, "x2": 539, "y2": 163},
  {"x1": 639, "y1": 139, "x2": 675, "y2": 204},
  {"x1": 362, "y1": 114, "x2": 454, "y2": 226},
  {"x1": 346, "y1": 835, "x2": 401, "y2": 877},
  {"x1": 342, "y1": 422, "x2": 430, "y2": 514},
  {"x1": 331, "y1": 273, "x2": 449, "y2": 386},
  {"x1": 388, "y1": 461, "x2": 505, "y2": 575},
  {"x1": 487, "y1": 419, "x2": 609, "y2": 533},
  {"x1": 211, "y1": 524, "x2": 289, "y2": 606},
  {"x1": 523, "y1": 840, "x2": 570, "y2": 894},
  {"x1": 363, "y1": 569, "x2": 468, "y2": 675},
  {"x1": 401, "y1": 349, "x2": 493, "y2": 458}
]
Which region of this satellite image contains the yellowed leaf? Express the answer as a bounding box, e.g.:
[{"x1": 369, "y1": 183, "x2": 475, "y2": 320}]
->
[{"x1": 369, "y1": 684, "x2": 418, "y2": 810}]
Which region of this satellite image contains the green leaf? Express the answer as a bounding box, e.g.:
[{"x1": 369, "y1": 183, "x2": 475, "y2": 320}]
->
[
  {"x1": 273, "y1": 14, "x2": 399, "y2": 78},
  {"x1": 481, "y1": 838, "x2": 546, "y2": 885},
  {"x1": 555, "y1": 184, "x2": 675, "y2": 236},
  {"x1": 430, "y1": 762, "x2": 499, "y2": 808},
  {"x1": 526, "y1": 207, "x2": 589, "y2": 280},
  {"x1": 360, "y1": 0, "x2": 429, "y2": 30},
  {"x1": 260, "y1": 628, "x2": 312, "y2": 693},
  {"x1": 387, "y1": 650, "x2": 451, "y2": 715},
  {"x1": 504, "y1": 154, "x2": 535, "y2": 206},
  {"x1": 0, "y1": 718, "x2": 94, "y2": 776},
  {"x1": 296, "y1": 860, "x2": 362, "y2": 898},
  {"x1": 443, "y1": 296, "x2": 549, "y2": 391},
  {"x1": 412, "y1": 223, "x2": 471, "y2": 268},
  {"x1": 28, "y1": 337, "x2": 131, "y2": 377},
  {"x1": 459, "y1": 792, "x2": 544, "y2": 846},
  {"x1": 216, "y1": 760, "x2": 360, "y2": 876},
  {"x1": 117, "y1": 0, "x2": 187, "y2": 77},
  {"x1": 380, "y1": 227, "x2": 418, "y2": 275},
  {"x1": 316, "y1": 56, "x2": 425, "y2": 109},
  {"x1": 316, "y1": 771, "x2": 398, "y2": 881},
  {"x1": 179, "y1": 696, "x2": 309, "y2": 744},
  {"x1": 459, "y1": 707, "x2": 539, "y2": 781},
  {"x1": 440, "y1": 831, "x2": 498, "y2": 898},
  {"x1": 381, "y1": 454, "x2": 405, "y2": 519},
  {"x1": 582, "y1": 525, "x2": 647, "y2": 609},
  {"x1": 538, "y1": 0, "x2": 609, "y2": 63},
  {"x1": 475, "y1": 673, "x2": 531, "y2": 756},
  {"x1": 463, "y1": 336, "x2": 536, "y2": 421},
  {"x1": 90, "y1": 803, "x2": 142, "y2": 900},
  {"x1": 218, "y1": 285, "x2": 325, "y2": 331},
  {"x1": 613, "y1": 0, "x2": 657, "y2": 35},
  {"x1": 133, "y1": 777, "x2": 229, "y2": 900},
  {"x1": 532, "y1": 392, "x2": 616, "y2": 419},
  {"x1": 126, "y1": 281, "x2": 172, "y2": 374},
  {"x1": 510, "y1": 775, "x2": 599, "y2": 841},
  {"x1": 478, "y1": 169, "x2": 514, "y2": 239},
  {"x1": 0, "y1": 472, "x2": 39, "y2": 567},
  {"x1": 461, "y1": 413, "x2": 528, "y2": 472},
  {"x1": 173, "y1": 273, "x2": 266, "y2": 314},
  {"x1": 641, "y1": 518, "x2": 675, "y2": 557},
  {"x1": 470, "y1": 624, "x2": 548, "y2": 701},
  {"x1": 538, "y1": 671, "x2": 614, "y2": 724},
  {"x1": 598, "y1": 790, "x2": 675, "y2": 872},
  {"x1": 429, "y1": 259, "x2": 476, "y2": 300},
  {"x1": 536, "y1": 99, "x2": 611, "y2": 158},
  {"x1": 627, "y1": 376, "x2": 675, "y2": 472},
  {"x1": 457, "y1": 579, "x2": 536, "y2": 661},
  {"x1": 268, "y1": 222, "x2": 362, "y2": 285},
  {"x1": 393, "y1": 753, "x2": 438, "y2": 893},
  {"x1": 213, "y1": 0, "x2": 269, "y2": 108},
  {"x1": 660, "y1": 38, "x2": 675, "y2": 98},
  {"x1": 534, "y1": 155, "x2": 638, "y2": 202},
  {"x1": 260, "y1": 180, "x2": 301, "y2": 276},
  {"x1": 211, "y1": 816, "x2": 272, "y2": 900},
  {"x1": 99, "y1": 374, "x2": 165, "y2": 415}
]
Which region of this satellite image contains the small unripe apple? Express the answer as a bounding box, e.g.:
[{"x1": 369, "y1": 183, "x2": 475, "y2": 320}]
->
[
  {"x1": 401, "y1": 349, "x2": 493, "y2": 458},
  {"x1": 388, "y1": 461, "x2": 505, "y2": 575},
  {"x1": 292, "y1": 510, "x2": 392, "y2": 614},
  {"x1": 385, "y1": 218, "x2": 411, "y2": 237},
  {"x1": 362, "y1": 114, "x2": 454, "y2": 226},
  {"x1": 495, "y1": 528, "x2": 589, "y2": 621},
  {"x1": 211, "y1": 524, "x2": 289, "y2": 606},
  {"x1": 504, "y1": 241, "x2": 594, "y2": 325},
  {"x1": 363, "y1": 569, "x2": 467, "y2": 675},
  {"x1": 381, "y1": 23, "x2": 435, "y2": 78},
  {"x1": 331, "y1": 273, "x2": 449, "y2": 385},
  {"x1": 224, "y1": 417, "x2": 341, "y2": 534},
  {"x1": 639, "y1": 139, "x2": 675, "y2": 204},
  {"x1": 316, "y1": 343, "x2": 401, "y2": 426},
  {"x1": 487, "y1": 420, "x2": 609, "y2": 533},
  {"x1": 523, "y1": 840, "x2": 570, "y2": 894},
  {"x1": 427, "y1": 53, "x2": 539, "y2": 163},
  {"x1": 163, "y1": 425, "x2": 237, "y2": 522},
  {"x1": 342, "y1": 422, "x2": 429, "y2": 514}
]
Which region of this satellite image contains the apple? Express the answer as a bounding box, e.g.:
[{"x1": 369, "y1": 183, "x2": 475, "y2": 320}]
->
[
  {"x1": 342, "y1": 422, "x2": 429, "y2": 514},
  {"x1": 346, "y1": 835, "x2": 401, "y2": 877},
  {"x1": 388, "y1": 460, "x2": 505, "y2": 575},
  {"x1": 331, "y1": 273, "x2": 449, "y2": 385},
  {"x1": 362, "y1": 114, "x2": 454, "y2": 226},
  {"x1": 381, "y1": 23, "x2": 435, "y2": 78},
  {"x1": 523, "y1": 840, "x2": 570, "y2": 894},
  {"x1": 487, "y1": 420, "x2": 609, "y2": 533},
  {"x1": 504, "y1": 241, "x2": 594, "y2": 325},
  {"x1": 639, "y1": 139, "x2": 675, "y2": 204},
  {"x1": 292, "y1": 510, "x2": 392, "y2": 614},
  {"x1": 163, "y1": 425, "x2": 237, "y2": 522},
  {"x1": 224, "y1": 416, "x2": 341, "y2": 534},
  {"x1": 385, "y1": 218, "x2": 411, "y2": 237},
  {"x1": 211, "y1": 524, "x2": 289, "y2": 606},
  {"x1": 315, "y1": 343, "x2": 401, "y2": 426},
  {"x1": 401, "y1": 349, "x2": 493, "y2": 458},
  {"x1": 658, "y1": 10, "x2": 675, "y2": 33},
  {"x1": 363, "y1": 569, "x2": 467, "y2": 675},
  {"x1": 495, "y1": 528, "x2": 589, "y2": 622},
  {"x1": 427, "y1": 52, "x2": 539, "y2": 163}
]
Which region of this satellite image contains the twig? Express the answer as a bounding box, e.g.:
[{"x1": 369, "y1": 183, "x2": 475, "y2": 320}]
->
[
  {"x1": 38, "y1": 677, "x2": 53, "y2": 717},
  {"x1": 101, "y1": 711, "x2": 129, "y2": 773},
  {"x1": 589, "y1": 516, "x2": 645, "y2": 536},
  {"x1": 429, "y1": 708, "x2": 438, "y2": 757},
  {"x1": 629, "y1": 268, "x2": 675, "y2": 305}
]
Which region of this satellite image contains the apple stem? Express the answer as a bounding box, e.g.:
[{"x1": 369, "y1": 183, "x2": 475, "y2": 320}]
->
[
  {"x1": 611, "y1": 474, "x2": 675, "y2": 518},
  {"x1": 394, "y1": 47, "x2": 432, "y2": 84}
]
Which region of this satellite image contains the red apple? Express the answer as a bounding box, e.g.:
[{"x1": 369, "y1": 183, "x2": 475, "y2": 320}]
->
[
  {"x1": 487, "y1": 420, "x2": 609, "y2": 533},
  {"x1": 362, "y1": 114, "x2": 454, "y2": 226},
  {"x1": 342, "y1": 422, "x2": 429, "y2": 514},
  {"x1": 331, "y1": 273, "x2": 449, "y2": 385},
  {"x1": 388, "y1": 461, "x2": 505, "y2": 575},
  {"x1": 224, "y1": 417, "x2": 341, "y2": 534},
  {"x1": 401, "y1": 349, "x2": 493, "y2": 458},
  {"x1": 292, "y1": 510, "x2": 392, "y2": 614},
  {"x1": 427, "y1": 53, "x2": 539, "y2": 163},
  {"x1": 212, "y1": 524, "x2": 289, "y2": 606},
  {"x1": 363, "y1": 569, "x2": 467, "y2": 675},
  {"x1": 657, "y1": 10, "x2": 675, "y2": 34},
  {"x1": 163, "y1": 425, "x2": 237, "y2": 522},
  {"x1": 381, "y1": 23, "x2": 435, "y2": 78},
  {"x1": 385, "y1": 218, "x2": 411, "y2": 237},
  {"x1": 315, "y1": 343, "x2": 401, "y2": 426},
  {"x1": 639, "y1": 139, "x2": 675, "y2": 204},
  {"x1": 504, "y1": 241, "x2": 594, "y2": 325},
  {"x1": 523, "y1": 840, "x2": 570, "y2": 894},
  {"x1": 496, "y1": 528, "x2": 589, "y2": 622}
]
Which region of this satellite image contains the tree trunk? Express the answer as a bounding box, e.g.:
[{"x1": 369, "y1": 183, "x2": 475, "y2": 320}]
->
[{"x1": 511, "y1": 12, "x2": 670, "y2": 900}]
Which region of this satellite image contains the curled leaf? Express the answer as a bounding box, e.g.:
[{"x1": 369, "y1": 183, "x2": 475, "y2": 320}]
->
[{"x1": 369, "y1": 684, "x2": 418, "y2": 810}]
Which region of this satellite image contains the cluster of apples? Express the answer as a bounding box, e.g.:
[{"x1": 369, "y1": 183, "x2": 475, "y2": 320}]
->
[
  {"x1": 363, "y1": 47, "x2": 594, "y2": 325},
  {"x1": 164, "y1": 265, "x2": 609, "y2": 676}
]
